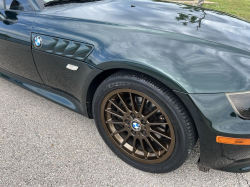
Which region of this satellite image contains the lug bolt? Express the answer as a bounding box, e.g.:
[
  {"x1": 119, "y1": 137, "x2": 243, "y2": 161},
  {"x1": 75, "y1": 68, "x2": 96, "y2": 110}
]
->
[
  {"x1": 160, "y1": 115, "x2": 165, "y2": 121},
  {"x1": 141, "y1": 120, "x2": 146, "y2": 124},
  {"x1": 142, "y1": 131, "x2": 146, "y2": 136},
  {"x1": 132, "y1": 130, "x2": 136, "y2": 134},
  {"x1": 125, "y1": 120, "x2": 129, "y2": 124}
]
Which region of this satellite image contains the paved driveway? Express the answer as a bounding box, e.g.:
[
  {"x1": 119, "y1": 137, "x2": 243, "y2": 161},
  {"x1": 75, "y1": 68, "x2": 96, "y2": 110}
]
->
[{"x1": 0, "y1": 77, "x2": 250, "y2": 186}]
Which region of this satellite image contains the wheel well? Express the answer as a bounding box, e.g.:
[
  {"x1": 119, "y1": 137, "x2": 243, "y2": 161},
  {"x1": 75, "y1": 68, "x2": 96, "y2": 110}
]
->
[
  {"x1": 86, "y1": 69, "x2": 198, "y2": 139},
  {"x1": 86, "y1": 68, "x2": 122, "y2": 118}
]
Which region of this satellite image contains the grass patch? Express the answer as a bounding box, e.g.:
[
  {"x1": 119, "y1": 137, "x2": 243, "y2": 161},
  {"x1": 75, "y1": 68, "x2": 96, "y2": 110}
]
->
[{"x1": 203, "y1": 0, "x2": 250, "y2": 21}]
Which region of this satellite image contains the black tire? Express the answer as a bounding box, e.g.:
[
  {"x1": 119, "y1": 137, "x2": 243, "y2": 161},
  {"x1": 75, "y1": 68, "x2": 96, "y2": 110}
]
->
[{"x1": 93, "y1": 71, "x2": 197, "y2": 173}]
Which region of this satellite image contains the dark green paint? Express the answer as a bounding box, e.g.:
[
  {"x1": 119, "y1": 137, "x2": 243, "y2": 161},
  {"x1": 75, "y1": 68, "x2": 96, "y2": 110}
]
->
[
  {"x1": 32, "y1": 0, "x2": 250, "y2": 94},
  {"x1": 0, "y1": 9, "x2": 43, "y2": 83},
  {"x1": 175, "y1": 91, "x2": 250, "y2": 172},
  {"x1": 32, "y1": 50, "x2": 102, "y2": 103},
  {"x1": 0, "y1": 67, "x2": 87, "y2": 114}
]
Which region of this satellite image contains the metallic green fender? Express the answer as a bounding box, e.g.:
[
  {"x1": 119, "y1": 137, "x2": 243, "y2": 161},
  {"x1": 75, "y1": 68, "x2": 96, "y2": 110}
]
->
[{"x1": 33, "y1": 0, "x2": 250, "y2": 94}]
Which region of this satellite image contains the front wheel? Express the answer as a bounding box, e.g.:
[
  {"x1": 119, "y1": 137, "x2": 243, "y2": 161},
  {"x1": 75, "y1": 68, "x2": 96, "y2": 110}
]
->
[{"x1": 93, "y1": 71, "x2": 197, "y2": 173}]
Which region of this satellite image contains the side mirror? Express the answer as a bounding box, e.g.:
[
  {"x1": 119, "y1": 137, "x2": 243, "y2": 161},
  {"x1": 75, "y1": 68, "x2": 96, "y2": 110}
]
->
[
  {"x1": 0, "y1": 11, "x2": 18, "y2": 25},
  {"x1": 0, "y1": 13, "x2": 6, "y2": 21}
]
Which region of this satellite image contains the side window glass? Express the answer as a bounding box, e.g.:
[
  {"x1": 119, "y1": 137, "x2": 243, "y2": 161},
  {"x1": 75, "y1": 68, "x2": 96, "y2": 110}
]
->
[
  {"x1": 5, "y1": 0, "x2": 32, "y2": 11},
  {"x1": 0, "y1": 0, "x2": 4, "y2": 9}
]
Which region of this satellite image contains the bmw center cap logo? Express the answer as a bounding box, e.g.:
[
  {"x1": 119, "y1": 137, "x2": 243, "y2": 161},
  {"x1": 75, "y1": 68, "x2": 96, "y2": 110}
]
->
[
  {"x1": 34, "y1": 36, "x2": 42, "y2": 48},
  {"x1": 131, "y1": 121, "x2": 141, "y2": 131}
]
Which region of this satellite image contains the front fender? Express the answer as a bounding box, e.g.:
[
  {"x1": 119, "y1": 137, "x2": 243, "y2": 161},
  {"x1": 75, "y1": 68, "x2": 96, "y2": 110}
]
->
[
  {"x1": 33, "y1": 13, "x2": 250, "y2": 94},
  {"x1": 87, "y1": 60, "x2": 186, "y2": 93}
]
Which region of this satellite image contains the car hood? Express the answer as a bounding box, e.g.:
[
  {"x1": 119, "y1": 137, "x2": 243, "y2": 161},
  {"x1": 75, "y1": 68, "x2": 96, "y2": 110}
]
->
[{"x1": 44, "y1": 0, "x2": 250, "y2": 53}]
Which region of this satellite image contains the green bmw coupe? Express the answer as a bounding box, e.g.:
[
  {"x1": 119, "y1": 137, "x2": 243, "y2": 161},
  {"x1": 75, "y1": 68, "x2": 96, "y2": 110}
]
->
[{"x1": 0, "y1": 0, "x2": 250, "y2": 173}]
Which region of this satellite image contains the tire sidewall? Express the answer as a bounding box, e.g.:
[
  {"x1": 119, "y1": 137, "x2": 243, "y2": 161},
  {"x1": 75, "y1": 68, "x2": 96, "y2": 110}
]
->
[{"x1": 93, "y1": 77, "x2": 190, "y2": 173}]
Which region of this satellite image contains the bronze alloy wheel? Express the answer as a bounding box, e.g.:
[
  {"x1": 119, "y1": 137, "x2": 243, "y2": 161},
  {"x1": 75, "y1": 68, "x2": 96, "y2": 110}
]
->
[{"x1": 101, "y1": 89, "x2": 175, "y2": 164}]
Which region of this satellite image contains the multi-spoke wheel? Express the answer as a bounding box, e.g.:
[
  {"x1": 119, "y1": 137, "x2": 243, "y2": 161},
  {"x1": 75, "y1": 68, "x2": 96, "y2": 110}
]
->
[
  {"x1": 101, "y1": 89, "x2": 175, "y2": 163},
  {"x1": 93, "y1": 71, "x2": 197, "y2": 173}
]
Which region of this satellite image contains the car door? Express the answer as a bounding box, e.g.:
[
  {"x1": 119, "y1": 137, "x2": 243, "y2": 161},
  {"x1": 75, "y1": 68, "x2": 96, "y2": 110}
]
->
[{"x1": 0, "y1": 0, "x2": 42, "y2": 83}]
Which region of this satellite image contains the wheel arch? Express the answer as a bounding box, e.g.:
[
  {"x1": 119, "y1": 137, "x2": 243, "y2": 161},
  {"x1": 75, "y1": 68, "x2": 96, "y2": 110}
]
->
[
  {"x1": 86, "y1": 64, "x2": 191, "y2": 121},
  {"x1": 86, "y1": 66, "x2": 200, "y2": 145},
  {"x1": 86, "y1": 68, "x2": 122, "y2": 118}
]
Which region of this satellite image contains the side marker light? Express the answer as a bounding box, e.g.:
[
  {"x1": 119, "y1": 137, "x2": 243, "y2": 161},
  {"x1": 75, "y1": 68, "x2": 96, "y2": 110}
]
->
[{"x1": 216, "y1": 136, "x2": 250, "y2": 145}]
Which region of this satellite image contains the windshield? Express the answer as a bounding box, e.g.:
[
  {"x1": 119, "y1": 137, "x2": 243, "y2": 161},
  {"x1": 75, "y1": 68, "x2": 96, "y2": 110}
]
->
[{"x1": 43, "y1": 0, "x2": 101, "y2": 7}]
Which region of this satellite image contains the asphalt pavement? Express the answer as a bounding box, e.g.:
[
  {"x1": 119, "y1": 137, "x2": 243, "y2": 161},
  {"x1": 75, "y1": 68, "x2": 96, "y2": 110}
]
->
[{"x1": 1, "y1": 77, "x2": 250, "y2": 186}]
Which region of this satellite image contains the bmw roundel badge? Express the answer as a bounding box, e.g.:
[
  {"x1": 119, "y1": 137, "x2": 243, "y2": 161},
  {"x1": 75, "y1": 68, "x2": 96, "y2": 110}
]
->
[
  {"x1": 133, "y1": 122, "x2": 139, "y2": 129},
  {"x1": 34, "y1": 36, "x2": 42, "y2": 48},
  {"x1": 132, "y1": 121, "x2": 141, "y2": 131}
]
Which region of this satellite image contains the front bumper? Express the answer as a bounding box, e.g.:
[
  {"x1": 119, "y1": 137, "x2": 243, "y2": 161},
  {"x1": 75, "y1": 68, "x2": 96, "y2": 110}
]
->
[{"x1": 175, "y1": 92, "x2": 250, "y2": 173}]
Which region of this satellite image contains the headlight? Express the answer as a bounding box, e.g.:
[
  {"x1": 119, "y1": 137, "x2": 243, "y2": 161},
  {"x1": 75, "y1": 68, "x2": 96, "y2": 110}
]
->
[{"x1": 226, "y1": 92, "x2": 250, "y2": 120}]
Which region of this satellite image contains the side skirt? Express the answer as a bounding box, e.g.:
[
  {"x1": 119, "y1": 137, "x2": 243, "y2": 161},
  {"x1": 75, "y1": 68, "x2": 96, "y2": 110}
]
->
[{"x1": 0, "y1": 68, "x2": 88, "y2": 116}]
